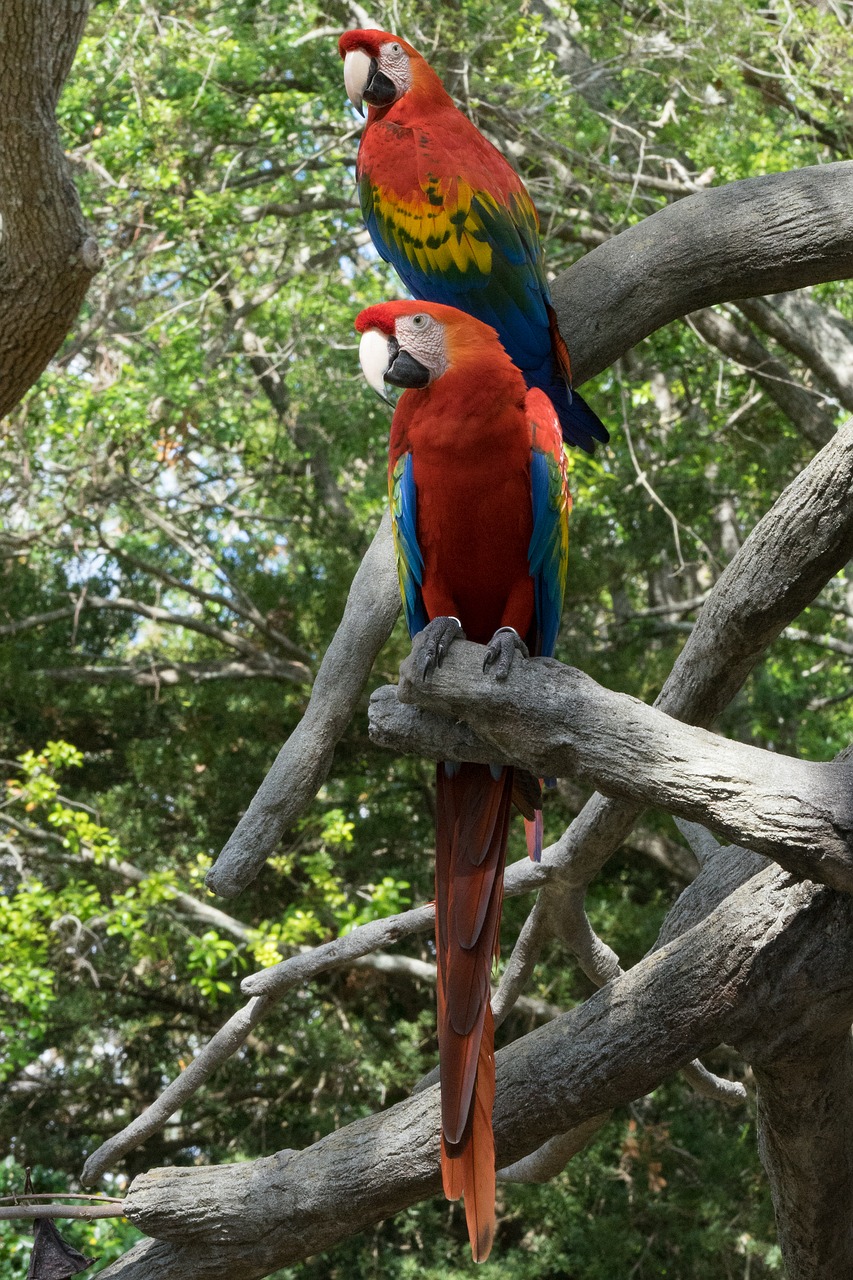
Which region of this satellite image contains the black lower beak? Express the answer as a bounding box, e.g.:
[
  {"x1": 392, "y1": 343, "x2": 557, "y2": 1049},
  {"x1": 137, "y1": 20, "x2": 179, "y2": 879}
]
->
[
  {"x1": 385, "y1": 341, "x2": 430, "y2": 390},
  {"x1": 364, "y1": 59, "x2": 397, "y2": 108}
]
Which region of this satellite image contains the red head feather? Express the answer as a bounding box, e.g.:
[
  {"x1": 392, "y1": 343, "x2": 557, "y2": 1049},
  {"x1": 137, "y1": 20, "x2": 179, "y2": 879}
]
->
[
  {"x1": 338, "y1": 29, "x2": 447, "y2": 103},
  {"x1": 338, "y1": 29, "x2": 417, "y2": 60},
  {"x1": 355, "y1": 301, "x2": 514, "y2": 379}
]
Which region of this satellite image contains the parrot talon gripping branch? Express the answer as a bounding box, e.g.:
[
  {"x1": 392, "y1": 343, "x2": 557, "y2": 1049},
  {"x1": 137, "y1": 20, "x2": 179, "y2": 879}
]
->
[
  {"x1": 482, "y1": 626, "x2": 530, "y2": 681},
  {"x1": 411, "y1": 614, "x2": 466, "y2": 681},
  {"x1": 355, "y1": 298, "x2": 570, "y2": 1261}
]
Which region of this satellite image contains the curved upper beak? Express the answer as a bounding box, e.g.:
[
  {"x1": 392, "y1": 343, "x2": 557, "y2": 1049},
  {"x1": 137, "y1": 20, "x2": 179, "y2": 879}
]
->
[
  {"x1": 358, "y1": 328, "x2": 431, "y2": 401},
  {"x1": 343, "y1": 49, "x2": 371, "y2": 116},
  {"x1": 358, "y1": 328, "x2": 392, "y2": 398}
]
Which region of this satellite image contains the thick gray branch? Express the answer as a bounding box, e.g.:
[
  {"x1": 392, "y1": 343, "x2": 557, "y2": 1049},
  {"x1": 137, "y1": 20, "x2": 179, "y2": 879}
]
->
[
  {"x1": 553, "y1": 162, "x2": 853, "y2": 385},
  {"x1": 206, "y1": 512, "x2": 400, "y2": 897},
  {"x1": 0, "y1": 0, "x2": 100, "y2": 417},
  {"x1": 369, "y1": 646, "x2": 853, "y2": 891},
  {"x1": 753, "y1": 1036, "x2": 853, "y2": 1280},
  {"x1": 96, "y1": 866, "x2": 853, "y2": 1279}
]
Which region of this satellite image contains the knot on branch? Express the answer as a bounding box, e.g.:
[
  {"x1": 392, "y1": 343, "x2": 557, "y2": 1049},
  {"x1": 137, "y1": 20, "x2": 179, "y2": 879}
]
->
[
  {"x1": 78, "y1": 235, "x2": 101, "y2": 273},
  {"x1": 370, "y1": 639, "x2": 853, "y2": 895}
]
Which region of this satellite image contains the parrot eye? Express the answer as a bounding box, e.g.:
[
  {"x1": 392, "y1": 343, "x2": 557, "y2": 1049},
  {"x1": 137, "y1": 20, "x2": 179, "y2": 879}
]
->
[
  {"x1": 411, "y1": 313, "x2": 429, "y2": 328},
  {"x1": 390, "y1": 42, "x2": 401, "y2": 53}
]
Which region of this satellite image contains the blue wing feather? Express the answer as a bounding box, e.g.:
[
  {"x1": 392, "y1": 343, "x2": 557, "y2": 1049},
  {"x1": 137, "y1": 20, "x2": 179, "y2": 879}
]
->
[
  {"x1": 359, "y1": 147, "x2": 608, "y2": 452},
  {"x1": 527, "y1": 393, "x2": 571, "y2": 659},
  {"x1": 390, "y1": 452, "x2": 428, "y2": 639}
]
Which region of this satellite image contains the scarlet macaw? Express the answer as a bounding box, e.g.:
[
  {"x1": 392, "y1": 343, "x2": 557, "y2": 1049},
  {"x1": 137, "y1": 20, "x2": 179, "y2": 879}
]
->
[
  {"x1": 340, "y1": 27, "x2": 608, "y2": 454},
  {"x1": 356, "y1": 299, "x2": 571, "y2": 1262}
]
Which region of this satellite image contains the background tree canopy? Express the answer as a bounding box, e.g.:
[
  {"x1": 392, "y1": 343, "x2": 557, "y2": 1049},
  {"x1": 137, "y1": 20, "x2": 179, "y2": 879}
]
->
[{"x1": 2, "y1": 0, "x2": 853, "y2": 1275}]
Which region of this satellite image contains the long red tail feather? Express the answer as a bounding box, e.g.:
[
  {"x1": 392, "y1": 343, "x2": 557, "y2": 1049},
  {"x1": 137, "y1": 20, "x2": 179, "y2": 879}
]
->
[{"x1": 435, "y1": 761, "x2": 512, "y2": 1263}]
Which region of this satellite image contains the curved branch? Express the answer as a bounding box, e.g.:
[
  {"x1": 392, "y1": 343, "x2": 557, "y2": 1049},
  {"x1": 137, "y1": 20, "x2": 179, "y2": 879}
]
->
[
  {"x1": 369, "y1": 647, "x2": 853, "y2": 891},
  {"x1": 95, "y1": 865, "x2": 853, "y2": 1278},
  {"x1": 687, "y1": 306, "x2": 837, "y2": 447},
  {"x1": 737, "y1": 291, "x2": 853, "y2": 415},
  {"x1": 0, "y1": 0, "x2": 100, "y2": 418},
  {"x1": 206, "y1": 512, "x2": 401, "y2": 897},
  {"x1": 554, "y1": 161, "x2": 853, "y2": 385}
]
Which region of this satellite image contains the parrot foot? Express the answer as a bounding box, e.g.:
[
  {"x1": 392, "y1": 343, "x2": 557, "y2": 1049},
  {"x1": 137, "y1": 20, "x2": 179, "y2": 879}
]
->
[
  {"x1": 483, "y1": 627, "x2": 529, "y2": 681},
  {"x1": 414, "y1": 615, "x2": 465, "y2": 680}
]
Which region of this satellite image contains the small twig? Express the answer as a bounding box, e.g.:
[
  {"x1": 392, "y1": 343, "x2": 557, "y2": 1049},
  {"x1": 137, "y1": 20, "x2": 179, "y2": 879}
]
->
[
  {"x1": 681, "y1": 1059, "x2": 747, "y2": 1104},
  {"x1": 0, "y1": 1204, "x2": 124, "y2": 1221},
  {"x1": 0, "y1": 1193, "x2": 122, "y2": 1203},
  {"x1": 82, "y1": 852, "x2": 550, "y2": 1184}
]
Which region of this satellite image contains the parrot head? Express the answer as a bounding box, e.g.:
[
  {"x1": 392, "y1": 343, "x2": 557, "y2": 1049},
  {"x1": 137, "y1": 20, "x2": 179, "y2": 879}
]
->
[
  {"x1": 338, "y1": 29, "x2": 439, "y2": 115},
  {"x1": 355, "y1": 301, "x2": 512, "y2": 399}
]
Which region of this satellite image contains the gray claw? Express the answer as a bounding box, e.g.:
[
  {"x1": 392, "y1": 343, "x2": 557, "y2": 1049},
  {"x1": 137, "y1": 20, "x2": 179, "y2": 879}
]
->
[
  {"x1": 414, "y1": 615, "x2": 464, "y2": 680},
  {"x1": 483, "y1": 626, "x2": 529, "y2": 681}
]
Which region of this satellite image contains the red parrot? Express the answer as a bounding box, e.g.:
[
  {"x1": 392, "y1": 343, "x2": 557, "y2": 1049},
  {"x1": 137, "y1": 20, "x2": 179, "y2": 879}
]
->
[
  {"x1": 340, "y1": 26, "x2": 608, "y2": 454},
  {"x1": 355, "y1": 299, "x2": 571, "y2": 1262}
]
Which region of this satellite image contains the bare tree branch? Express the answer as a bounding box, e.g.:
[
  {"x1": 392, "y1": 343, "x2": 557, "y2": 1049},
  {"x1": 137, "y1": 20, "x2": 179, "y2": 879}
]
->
[
  {"x1": 38, "y1": 658, "x2": 307, "y2": 687},
  {"x1": 0, "y1": 811, "x2": 255, "y2": 943},
  {"x1": 554, "y1": 162, "x2": 853, "y2": 387},
  {"x1": 371, "y1": 648, "x2": 853, "y2": 889},
  {"x1": 0, "y1": 0, "x2": 101, "y2": 418},
  {"x1": 108, "y1": 544, "x2": 312, "y2": 662},
  {"x1": 0, "y1": 1204, "x2": 123, "y2": 1222},
  {"x1": 82, "y1": 851, "x2": 550, "y2": 1185},
  {"x1": 737, "y1": 290, "x2": 853, "y2": 414},
  {"x1": 560, "y1": 781, "x2": 698, "y2": 881},
  {"x1": 497, "y1": 1114, "x2": 612, "y2": 1184},
  {"x1": 206, "y1": 512, "x2": 401, "y2": 897},
  {"x1": 0, "y1": 592, "x2": 311, "y2": 680},
  {"x1": 94, "y1": 864, "x2": 853, "y2": 1278},
  {"x1": 687, "y1": 306, "x2": 836, "y2": 447}
]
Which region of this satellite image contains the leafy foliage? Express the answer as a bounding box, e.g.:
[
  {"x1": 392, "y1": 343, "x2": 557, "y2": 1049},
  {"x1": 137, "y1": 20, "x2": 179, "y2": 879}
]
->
[{"x1": 2, "y1": 0, "x2": 853, "y2": 1275}]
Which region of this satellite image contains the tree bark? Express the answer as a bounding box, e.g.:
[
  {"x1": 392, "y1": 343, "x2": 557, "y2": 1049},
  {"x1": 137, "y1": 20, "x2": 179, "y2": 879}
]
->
[
  {"x1": 95, "y1": 864, "x2": 853, "y2": 1279},
  {"x1": 0, "y1": 0, "x2": 99, "y2": 418},
  {"x1": 554, "y1": 161, "x2": 853, "y2": 385},
  {"x1": 369, "y1": 649, "x2": 853, "y2": 890},
  {"x1": 752, "y1": 1037, "x2": 853, "y2": 1280}
]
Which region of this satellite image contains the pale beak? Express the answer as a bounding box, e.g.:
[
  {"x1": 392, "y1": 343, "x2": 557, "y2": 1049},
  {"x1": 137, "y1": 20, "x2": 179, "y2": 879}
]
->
[
  {"x1": 359, "y1": 328, "x2": 392, "y2": 400},
  {"x1": 343, "y1": 48, "x2": 371, "y2": 117}
]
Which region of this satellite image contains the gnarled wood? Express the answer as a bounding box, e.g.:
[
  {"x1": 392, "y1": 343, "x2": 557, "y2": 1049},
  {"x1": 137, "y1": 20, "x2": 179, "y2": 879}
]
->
[
  {"x1": 0, "y1": 0, "x2": 100, "y2": 418},
  {"x1": 95, "y1": 864, "x2": 853, "y2": 1279},
  {"x1": 555, "y1": 161, "x2": 853, "y2": 385}
]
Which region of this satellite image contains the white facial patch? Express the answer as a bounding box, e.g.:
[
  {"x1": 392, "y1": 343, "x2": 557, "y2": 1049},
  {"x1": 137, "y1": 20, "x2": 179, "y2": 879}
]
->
[
  {"x1": 395, "y1": 313, "x2": 448, "y2": 383},
  {"x1": 377, "y1": 41, "x2": 412, "y2": 96}
]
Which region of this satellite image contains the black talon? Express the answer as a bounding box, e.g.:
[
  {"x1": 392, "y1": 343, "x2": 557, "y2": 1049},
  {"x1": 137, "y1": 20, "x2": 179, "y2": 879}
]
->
[
  {"x1": 483, "y1": 626, "x2": 529, "y2": 681},
  {"x1": 413, "y1": 615, "x2": 464, "y2": 680}
]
